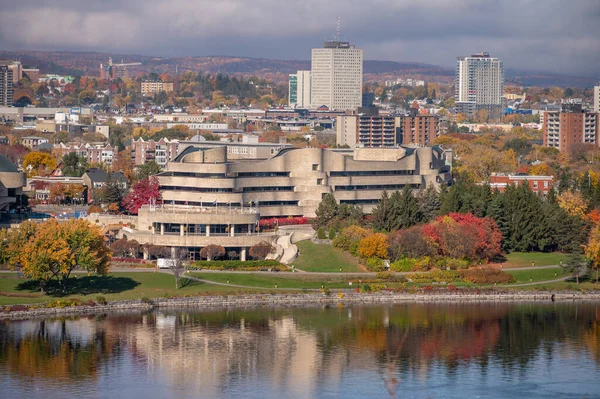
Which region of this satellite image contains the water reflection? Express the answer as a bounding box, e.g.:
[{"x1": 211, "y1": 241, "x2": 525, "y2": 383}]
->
[{"x1": 0, "y1": 303, "x2": 599, "y2": 398}]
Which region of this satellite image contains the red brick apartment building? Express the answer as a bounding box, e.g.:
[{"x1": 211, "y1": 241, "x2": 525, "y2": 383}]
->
[
  {"x1": 489, "y1": 173, "x2": 553, "y2": 196},
  {"x1": 543, "y1": 103, "x2": 599, "y2": 152}
]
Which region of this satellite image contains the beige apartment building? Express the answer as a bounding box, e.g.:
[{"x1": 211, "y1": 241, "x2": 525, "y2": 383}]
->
[{"x1": 141, "y1": 81, "x2": 174, "y2": 96}]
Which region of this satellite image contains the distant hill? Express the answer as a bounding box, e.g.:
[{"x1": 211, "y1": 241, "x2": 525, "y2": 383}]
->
[{"x1": 0, "y1": 50, "x2": 595, "y2": 88}]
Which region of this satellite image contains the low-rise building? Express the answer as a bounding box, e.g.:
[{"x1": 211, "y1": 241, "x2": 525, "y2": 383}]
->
[
  {"x1": 20, "y1": 136, "x2": 49, "y2": 149},
  {"x1": 53, "y1": 143, "x2": 115, "y2": 165},
  {"x1": 82, "y1": 168, "x2": 127, "y2": 202},
  {"x1": 489, "y1": 173, "x2": 553, "y2": 196},
  {"x1": 131, "y1": 138, "x2": 180, "y2": 167}
]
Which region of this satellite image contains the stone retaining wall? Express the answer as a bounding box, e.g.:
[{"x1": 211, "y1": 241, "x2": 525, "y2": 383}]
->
[{"x1": 2, "y1": 291, "x2": 600, "y2": 320}]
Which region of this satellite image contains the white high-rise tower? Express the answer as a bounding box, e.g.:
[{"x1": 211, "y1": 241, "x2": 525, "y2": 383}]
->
[{"x1": 455, "y1": 52, "x2": 504, "y2": 120}]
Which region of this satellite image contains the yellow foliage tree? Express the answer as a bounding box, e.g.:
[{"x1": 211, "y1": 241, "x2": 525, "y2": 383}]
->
[
  {"x1": 557, "y1": 191, "x2": 588, "y2": 218},
  {"x1": 528, "y1": 163, "x2": 554, "y2": 177},
  {"x1": 22, "y1": 151, "x2": 57, "y2": 177},
  {"x1": 357, "y1": 233, "x2": 389, "y2": 259},
  {"x1": 585, "y1": 225, "x2": 600, "y2": 283},
  {"x1": 18, "y1": 219, "x2": 111, "y2": 293}
]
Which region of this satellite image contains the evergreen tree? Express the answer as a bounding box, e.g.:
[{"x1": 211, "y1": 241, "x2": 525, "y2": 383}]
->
[
  {"x1": 100, "y1": 174, "x2": 125, "y2": 206},
  {"x1": 503, "y1": 183, "x2": 545, "y2": 252},
  {"x1": 372, "y1": 191, "x2": 393, "y2": 232},
  {"x1": 417, "y1": 185, "x2": 441, "y2": 222},
  {"x1": 487, "y1": 192, "x2": 510, "y2": 250},
  {"x1": 314, "y1": 193, "x2": 339, "y2": 229},
  {"x1": 391, "y1": 186, "x2": 423, "y2": 230}
]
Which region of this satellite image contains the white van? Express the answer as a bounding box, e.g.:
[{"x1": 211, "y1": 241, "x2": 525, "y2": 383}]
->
[{"x1": 157, "y1": 258, "x2": 177, "y2": 269}]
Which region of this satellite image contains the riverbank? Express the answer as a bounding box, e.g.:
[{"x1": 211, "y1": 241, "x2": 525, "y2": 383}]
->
[{"x1": 2, "y1": 290, "x2": 600, "y2": 320}]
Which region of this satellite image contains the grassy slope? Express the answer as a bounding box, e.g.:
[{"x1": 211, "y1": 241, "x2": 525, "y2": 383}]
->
[
  {"x1": 501, "y1": 252, "x2": 569, "y2": 268},
  {"x1": 506, "y1": 267, "x2": 566, "y2": 284},
  {"x1": 292, "y1": 241, "x2": 362, "y2": 272}
]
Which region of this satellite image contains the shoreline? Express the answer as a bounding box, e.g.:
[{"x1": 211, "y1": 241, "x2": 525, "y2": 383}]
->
[{"x1": 2, "y1": 290, "x2": 600, "y2": 320}]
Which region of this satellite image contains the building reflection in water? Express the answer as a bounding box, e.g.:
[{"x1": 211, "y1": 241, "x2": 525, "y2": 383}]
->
[{"x1": 0, "y1": 303, "x2": 598, "y2": 396}]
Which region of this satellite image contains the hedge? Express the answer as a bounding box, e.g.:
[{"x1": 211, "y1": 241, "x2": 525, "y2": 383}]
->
[{"x1": 190, "y1": 260, "x2": 282, "y2": 271}]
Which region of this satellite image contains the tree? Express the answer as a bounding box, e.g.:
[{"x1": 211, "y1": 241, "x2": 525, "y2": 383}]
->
[
  {"x1": 22, "y1": 151, "x2": 57, "y2": 177},
  {"x1": 314, "y1": 193, "x2": 339, "y2": 229},
  {"x1": 371, "y1": 191, "x2": 394, "y2": 231},
  {"x1": 99, "y1": 174, "x2": 125, "y2": 206},
  {"x1": 62, "y1": 152, "x2": 88, "y2": 177},
  {"x1": 585, "y1": 226, "x2": 600, "y2": 283},
  {"x1": 387, "y1": 226, "x2": 436, "y2": 261},
  {"x1": 110, "y1": 238, "x2": 140, "y2": 258},
  {"x1": 135, "y1": 161, "x2": 162, "y2": 181},
  {"x1": 557, "y1": 191, "x2": 588, "y2": 218},
  {"x1": 111, "y1": 150, "x2": 135, "y2": 181},
  {"x1": 249, "y1": 241, "x2": 275, "y2": 260},
  {"x1": 357, "y1": 233, "x2": 389, "y2": 259},
  {"x1": 563, "y1": 251, "x2": 586, "y2": 284},
  {"x1": 122, "y1": 177, "x2": 161, "y2": 215},
  {"x1": 199, "y1": 245, "x2": 225, "y2": 261},
  {"x1": 18, "y1": 219, "x2": 111, "y2": 293},
  {"x1": 170, "y1": 247, "x2": 188, "y2": 289}
]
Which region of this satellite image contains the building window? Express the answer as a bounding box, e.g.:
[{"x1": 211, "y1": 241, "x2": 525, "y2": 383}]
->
[
  {"x1": 533, "y1": 181, "x2": 538, "y2": 189},
  {"x1": 543, "y1": 181, "x2": 548, "y2": 188},
  {"x1": 312, "y1": 164, "x2": 319, "y2": 171}
]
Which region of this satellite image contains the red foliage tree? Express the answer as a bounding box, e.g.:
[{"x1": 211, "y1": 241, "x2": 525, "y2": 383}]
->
[
  {"x1": 122, "y1": 177, "x2": 161, "y2": 215},
  {"x1": 421, "y1": 213, "x2": 502, "y2": 262}
]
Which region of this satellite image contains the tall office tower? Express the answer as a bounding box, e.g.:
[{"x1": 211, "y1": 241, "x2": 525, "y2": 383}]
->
[
  {"x1": 594, "y1": 83, "x2": 600, "y2": 114},
  {"x1": 0, "y1": 62, "x2": 14, "y2": 107},
  {"x1": 455, "y1": 52, "x2": 504, "y2": 120},
  {"x1": 288, "y1": 70, "x2": 311, "y2": 108},
  {"x1": 311, "y1": 41, "x2": 363, "y2": 110}
]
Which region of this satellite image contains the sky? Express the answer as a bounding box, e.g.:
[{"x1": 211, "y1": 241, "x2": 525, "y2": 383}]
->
[{"x1": 1, "y1": 0, "x2": 599, "y2": 76}]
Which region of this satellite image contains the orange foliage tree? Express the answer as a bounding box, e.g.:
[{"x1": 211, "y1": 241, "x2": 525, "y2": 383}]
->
[{"x1": 357, "y1": 233, "x2": 389, "y2": 259}]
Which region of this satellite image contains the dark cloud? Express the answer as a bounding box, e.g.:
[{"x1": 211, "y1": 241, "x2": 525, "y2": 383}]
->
[{"x1": 1, "y1": 0, "x2": 599, "y2": 75}]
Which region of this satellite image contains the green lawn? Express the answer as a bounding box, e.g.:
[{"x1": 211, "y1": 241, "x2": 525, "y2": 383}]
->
[
  {"x1": 501, "y1": 252, "x2": 569, "y2": 268},
  {"x1": 0, "y1": 272, "x2": 263, "y2": 306},
  {"x1": 191, "y1": 272, "x2": 351, "y2": 290},
  {"x1": 292, "y1": 240, "x2": 363, "y2": 272},
  {"x1": 506, "y1": 267, "x2": 566, "y2": 284}
]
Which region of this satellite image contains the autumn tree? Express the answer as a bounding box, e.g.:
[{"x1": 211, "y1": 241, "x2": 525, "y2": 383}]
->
[
  {"x1": 22, "y1": 151, "x2": 57, "y2": 177},
  {"x1": 199, "y1": 244, "x2": 225, "y2": 261},
  {"x1": 357, "y1": 233, "x2": 389, "y2": 259},
  {"x1": 122, "y1": 176, "x2": 161, "y2": 215},
  {"x1": 111, "y1": 150, "x2": 135, "y2": 180},
  {"x1": 249, "y1": 241, "x2": 275, "y2": 260},
  {"x1": 557, "y1": 191, "x2": 588, "y2": 218},
  {"x1": 17, "y1": 219, "x2": 111, "y2": 293},
  {"x1": 585, "y1": 225, "x2": 600, "y2": 283}
]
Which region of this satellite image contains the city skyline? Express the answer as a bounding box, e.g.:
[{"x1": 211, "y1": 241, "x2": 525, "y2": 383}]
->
[{"x1": 0, "y1": 1, "x2": 599, "y2": 76}]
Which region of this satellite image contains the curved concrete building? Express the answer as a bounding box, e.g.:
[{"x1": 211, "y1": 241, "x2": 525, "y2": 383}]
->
[
  {"x1": 0, "y1": 155, "x2": 26, "y2": 212},
  {"x1": 157, "y1": 146, "x2": 452, "y2": 218}
]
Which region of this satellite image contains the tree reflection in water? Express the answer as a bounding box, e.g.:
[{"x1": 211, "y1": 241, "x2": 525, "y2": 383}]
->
[{"x1": 0, "y1": 303, "x2": 598, "y2": 398}]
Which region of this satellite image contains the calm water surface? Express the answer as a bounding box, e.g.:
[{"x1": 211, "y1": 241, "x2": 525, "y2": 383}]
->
[{"x1": 0, "y1": 303, "x2": 599, "y2": 399}]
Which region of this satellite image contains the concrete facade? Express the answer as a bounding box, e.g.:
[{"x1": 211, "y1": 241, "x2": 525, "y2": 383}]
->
[{"x1": 157, "y1": 145, "x2": 452, "y2": 218}]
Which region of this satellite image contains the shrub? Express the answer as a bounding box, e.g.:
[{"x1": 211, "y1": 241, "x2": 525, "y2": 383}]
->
[
  {"x1": 388, "y1": 226, "x2": 438, "y2": 261},
  {"x1": 328, "y1": 228, "x2": 336, "y2": 240},
  {"x1": 199, "y1": 244, "x2": 225, "y2": 261},
  {"x1": 390, "y1": 258, "x2": 417, "y2": 272},
  {"x1": 141, "y1": 296, "x2": 153, "y2": 304},
  {"x1": 360, "y1": 284, "x2": 371, "y2": 293},
  {"x1": 86, "y1": 300, "x2": 96, "y2": 307},
  {"x1": 368, "y1": 283, "x2": 388, "y2": 292},
  {"x1": 366, "y1": 257, "x2": 385, "y2": 271},
  {"x1": 96, "y1": 295, "x2": 107, "y2": 305},
  {"x1": 459, "y1": 268, "x2": 515, "y2": 284},
  {"x1": 317, "y1": 227, "x2": 326, "y2": 239},
  {"x1": 190, "y1": 260, "x2": 281, "y2": 271},
  {"x1": 376, "y1": 271, "x2": 395, "y2": 280},
  {"x1": 357, "y1": 233, "x2": 389, "y2": 259},
  {"x1": 46, "y1": 298, "x2": 81, "y2": 308},
  {"x1": 410, "y1": 270, "x2": 462, "y2": 283},
  {"x1": 333, "y1": 225, "x2": 371, "y2": 251},
  {"x1": 249, "y1": 241, "x2": 275, "y2": 260}
]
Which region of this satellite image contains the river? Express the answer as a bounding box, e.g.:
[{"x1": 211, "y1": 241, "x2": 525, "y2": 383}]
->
[{"x1": 0, "y1": 303, "x2": 599, "y2": 398}]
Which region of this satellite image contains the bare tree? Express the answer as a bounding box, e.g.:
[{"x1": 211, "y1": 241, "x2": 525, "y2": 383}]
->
[{"x1": 170, "y1": 248, "x2": 188, "y2": 289}]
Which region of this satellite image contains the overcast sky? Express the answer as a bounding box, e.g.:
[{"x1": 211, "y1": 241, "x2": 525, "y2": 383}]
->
[{"x1": 1, "y1": 0, "x2": 599, "y2": 76}]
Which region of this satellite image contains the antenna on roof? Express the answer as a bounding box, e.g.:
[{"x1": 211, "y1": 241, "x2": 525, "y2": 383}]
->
[{"x1": 334, "y1": 16, "x2": 341, "y2": 41}]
